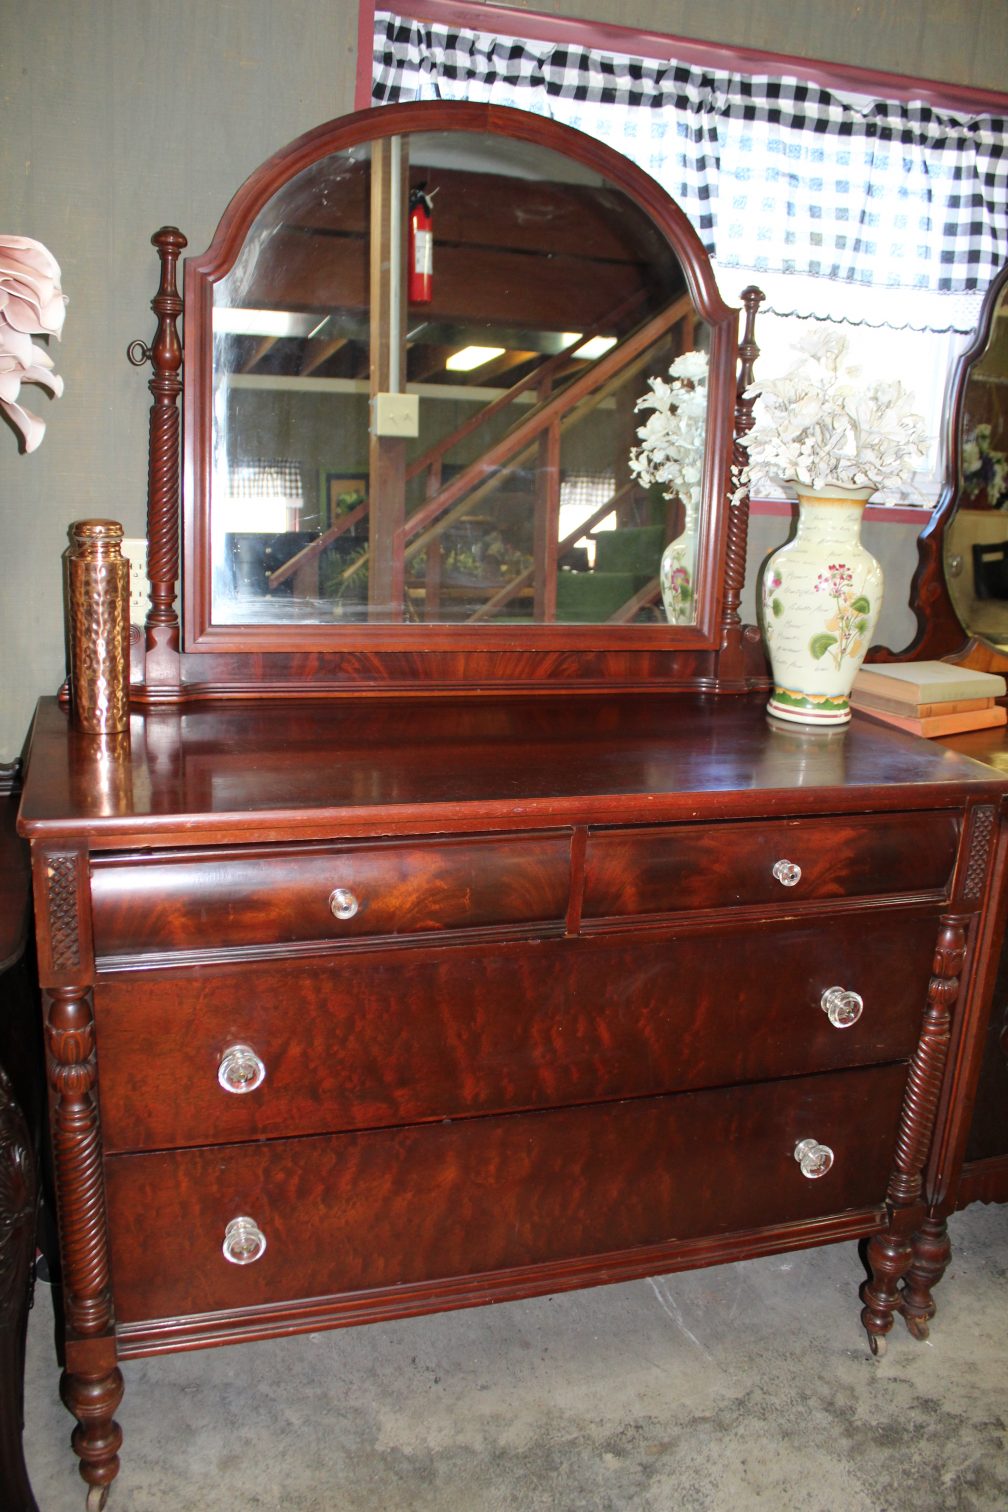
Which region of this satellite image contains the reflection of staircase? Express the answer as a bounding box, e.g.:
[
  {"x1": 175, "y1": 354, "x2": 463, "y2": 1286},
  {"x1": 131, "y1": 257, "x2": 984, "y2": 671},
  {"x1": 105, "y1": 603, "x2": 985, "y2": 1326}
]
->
[
  {"x1": 268, "y1": 291, "x2": 697, "y2": 623},
  {"x1": 556, "y1": 524, "x2": 665, "y2": 622}
]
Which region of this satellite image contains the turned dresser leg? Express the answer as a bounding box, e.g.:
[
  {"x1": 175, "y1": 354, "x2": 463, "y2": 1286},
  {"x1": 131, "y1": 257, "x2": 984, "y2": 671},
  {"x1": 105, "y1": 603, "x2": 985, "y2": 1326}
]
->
[
  {"x1": 860, "y1": 1230, "x2": 913, "y2": 1356},
  {"x1": 61, "y1": 1365, "x2": 124, "y2": 1510},
  {"x1": 901, "y1": 1215, "x2": 951, "y2": 1340}
]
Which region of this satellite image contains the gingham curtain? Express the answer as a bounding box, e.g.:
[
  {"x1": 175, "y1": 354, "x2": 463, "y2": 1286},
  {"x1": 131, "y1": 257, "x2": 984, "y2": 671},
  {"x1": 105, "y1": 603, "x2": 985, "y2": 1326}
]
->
[
  {"x1": 372, "y1": 10, "x2": 1008, "y2": 331},
  {"x1": 229, "y1": 459, "x2": 304, "y2": 501}
]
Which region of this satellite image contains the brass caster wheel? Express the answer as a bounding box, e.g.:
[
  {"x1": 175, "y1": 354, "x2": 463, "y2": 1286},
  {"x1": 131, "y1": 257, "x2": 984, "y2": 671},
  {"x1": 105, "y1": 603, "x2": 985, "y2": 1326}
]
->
[
  {"x1": 905, "y1": 1315, "x2": 930, "y2": 1342},
  {"x1": 868, "y1": 1331, "x2": 888, "y2": 1358},
  {"x1": 86, "y1": 1484, "x2": 110, "y2": 1512}
]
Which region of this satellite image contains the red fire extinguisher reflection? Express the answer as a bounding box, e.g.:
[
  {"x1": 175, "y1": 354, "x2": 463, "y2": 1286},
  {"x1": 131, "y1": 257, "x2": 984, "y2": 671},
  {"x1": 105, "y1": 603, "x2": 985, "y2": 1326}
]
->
[{"x1": 408, "y1": 185, "x2": 434, "y2": 305}]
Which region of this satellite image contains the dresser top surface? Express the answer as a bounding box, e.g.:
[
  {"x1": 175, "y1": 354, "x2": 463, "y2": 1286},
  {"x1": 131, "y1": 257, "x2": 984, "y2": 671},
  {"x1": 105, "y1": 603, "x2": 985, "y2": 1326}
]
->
[{"x1": 18, "y1": 693, "x2": 1008, "y2": 847}]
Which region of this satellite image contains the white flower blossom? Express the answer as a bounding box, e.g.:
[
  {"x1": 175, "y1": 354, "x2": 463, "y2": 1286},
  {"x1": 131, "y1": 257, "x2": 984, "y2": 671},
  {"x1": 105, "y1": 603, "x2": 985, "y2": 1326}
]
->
[
  {"x1": 737, "y1": 332, "x2": 928, "y2": 496},
  {"x1": 629, "y1": 350, "x2": 709, "y2": 510},
  {"x1": 0, "y1": 234, "x2": 66, "y2": 452}
]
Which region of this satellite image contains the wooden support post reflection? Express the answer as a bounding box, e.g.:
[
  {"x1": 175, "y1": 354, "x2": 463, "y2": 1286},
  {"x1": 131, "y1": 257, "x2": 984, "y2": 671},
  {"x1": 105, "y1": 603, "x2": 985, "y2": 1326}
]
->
[{"x1": 368, "y1": 137, "x2": 408, "y2": 620}]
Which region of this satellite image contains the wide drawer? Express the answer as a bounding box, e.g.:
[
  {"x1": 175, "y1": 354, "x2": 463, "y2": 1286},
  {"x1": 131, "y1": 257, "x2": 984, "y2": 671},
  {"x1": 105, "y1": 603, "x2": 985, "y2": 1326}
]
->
[
  {"x1": 90, "y1": 831, "x2": 572, "y2": 959},
  {"x1": 94, "y1": 906, "x2": 938, "y2": 1152},
  {"x1": 582, "y1": 811, "x2": 959, "y2": 920},
  {"x1": 104, "y1": 1062, "x2": 907, "y2": 1325}
]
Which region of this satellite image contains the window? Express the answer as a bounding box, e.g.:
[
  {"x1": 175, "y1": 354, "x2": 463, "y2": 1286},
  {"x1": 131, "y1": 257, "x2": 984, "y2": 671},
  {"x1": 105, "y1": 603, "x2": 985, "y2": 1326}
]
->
[{"x1": 366, "y1": 3, "x2": 1008, "y2": 505}]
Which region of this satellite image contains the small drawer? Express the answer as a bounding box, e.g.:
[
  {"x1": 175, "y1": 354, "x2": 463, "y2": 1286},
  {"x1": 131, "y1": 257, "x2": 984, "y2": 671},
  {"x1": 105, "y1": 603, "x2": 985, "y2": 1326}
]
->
[
  {"x1": 94, "y1": 905, "x2": 937, "y2": 1153},
  {"x1": 104, "y1": 1062, "x2": 908, "y2": 1325},
  {"x1": 582, "y1": 811, "x2": 958, "y2": 920},
  {"x1": 90, "y1": 831, "x2": 571, "y2": 960}
]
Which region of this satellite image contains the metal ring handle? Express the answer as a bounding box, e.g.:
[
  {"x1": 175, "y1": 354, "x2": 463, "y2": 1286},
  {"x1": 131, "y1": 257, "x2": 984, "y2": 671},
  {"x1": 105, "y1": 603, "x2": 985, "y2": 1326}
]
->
[
  {"x1": 222, "y1": 1216, "x2": 267, "y2": 1265},
  {"x1": 217, "y1": 1043, "x2": 267, "y2": 1094},
  {"x1": 820, "y1": 986, "x2": 864, "y2": 1029}
]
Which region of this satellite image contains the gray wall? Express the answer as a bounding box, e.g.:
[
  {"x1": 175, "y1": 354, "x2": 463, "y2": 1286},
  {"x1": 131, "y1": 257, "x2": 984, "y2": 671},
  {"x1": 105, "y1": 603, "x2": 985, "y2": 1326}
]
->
[{"x1": 1, "y1": 0, "x2": 1004, "y2": 757}]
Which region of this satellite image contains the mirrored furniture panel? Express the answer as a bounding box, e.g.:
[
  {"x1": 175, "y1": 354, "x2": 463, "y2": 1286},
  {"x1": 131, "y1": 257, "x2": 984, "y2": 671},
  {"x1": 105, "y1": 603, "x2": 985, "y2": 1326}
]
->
[{"x1": 176, "y1": 103, "x2": 744, "y2": 681}]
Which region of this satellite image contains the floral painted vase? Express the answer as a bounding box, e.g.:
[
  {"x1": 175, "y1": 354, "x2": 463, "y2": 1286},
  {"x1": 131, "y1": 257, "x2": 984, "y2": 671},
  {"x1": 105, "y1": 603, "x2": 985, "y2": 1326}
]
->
[
  {"x1": 761, "y1": 484, "x2": 882, "y2": 725},
  {"x1": 659, "y1": 506, "x2": 697, "y2": 626}
]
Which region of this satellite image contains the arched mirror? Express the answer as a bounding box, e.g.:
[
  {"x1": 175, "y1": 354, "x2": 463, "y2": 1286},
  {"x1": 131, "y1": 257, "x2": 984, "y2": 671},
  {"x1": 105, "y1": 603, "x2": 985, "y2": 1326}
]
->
[
  {"x1": 943, "y1": 264, "x2": 1008, "y2": 654},
  {"x1": 179, "y1": 103, "x2": 742, "y2": 661}
]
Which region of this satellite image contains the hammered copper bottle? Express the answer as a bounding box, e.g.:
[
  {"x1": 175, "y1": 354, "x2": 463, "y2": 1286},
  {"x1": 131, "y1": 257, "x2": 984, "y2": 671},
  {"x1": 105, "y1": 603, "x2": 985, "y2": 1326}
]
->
[{"x1": 64, "y1": 519, "x2": 131, "y2": 733}]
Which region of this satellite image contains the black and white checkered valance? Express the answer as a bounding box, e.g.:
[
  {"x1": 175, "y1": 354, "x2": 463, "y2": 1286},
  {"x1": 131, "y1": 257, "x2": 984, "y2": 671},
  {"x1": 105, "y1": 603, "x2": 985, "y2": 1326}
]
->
[
  {"x1": 373, "y1": 10, "x2": 1008, "y2": 329},
  {"x1": 229, "y1": 459, "x2": 304, "y2": 501}
]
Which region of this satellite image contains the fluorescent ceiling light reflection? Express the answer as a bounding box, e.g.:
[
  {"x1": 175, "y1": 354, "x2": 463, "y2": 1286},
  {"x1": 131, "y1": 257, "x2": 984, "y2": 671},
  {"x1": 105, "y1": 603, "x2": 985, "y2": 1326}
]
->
[
  {"x1": 213, "y1": 308, "x2": 316, "y2": 338},
  {"x1": 445, "y1": 345, "x2": 506, "y2": 372},
  {"x1": 568, "y1": 335, "x2": 618, "y2": 360}
]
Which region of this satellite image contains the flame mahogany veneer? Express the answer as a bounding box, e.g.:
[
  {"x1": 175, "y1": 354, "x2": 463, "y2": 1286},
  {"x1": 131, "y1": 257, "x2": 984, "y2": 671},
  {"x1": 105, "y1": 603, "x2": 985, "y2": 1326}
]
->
[{"x1": 17, "y1": 692, "x2": 1008, "y2": 1505}]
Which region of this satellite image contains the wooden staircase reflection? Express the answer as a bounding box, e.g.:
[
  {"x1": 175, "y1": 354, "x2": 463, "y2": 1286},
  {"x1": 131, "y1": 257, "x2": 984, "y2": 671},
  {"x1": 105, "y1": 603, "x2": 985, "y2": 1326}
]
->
[{"x1": 268, "y1": 290, "x2": 698, "y2": 622}]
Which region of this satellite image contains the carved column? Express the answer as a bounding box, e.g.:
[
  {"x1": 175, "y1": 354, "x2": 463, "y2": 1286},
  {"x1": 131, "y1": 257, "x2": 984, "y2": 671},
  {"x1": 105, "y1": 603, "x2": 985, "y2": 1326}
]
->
[
  {"x1": 129, "y1": 226, "x2": 187, "y2": 691},
  {"x1": 34, "y1": 846, "x2": 122, "y2": 1507},
  {"x1": 46, "y1": 984, "x2": 123, "y2": 1505},
  {"x1": 861, "y1": 914, "x2": 965, "y2": 1354},
  {"x1": 717, "y1": 286, "x2": 763, "y2": 685}
]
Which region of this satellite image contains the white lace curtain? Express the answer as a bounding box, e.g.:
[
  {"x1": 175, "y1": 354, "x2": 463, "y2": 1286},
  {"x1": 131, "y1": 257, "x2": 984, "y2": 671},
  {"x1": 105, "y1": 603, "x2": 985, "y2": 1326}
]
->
[{"x1": 372, "y1": 9, "x2": 1008, "y2": 332}]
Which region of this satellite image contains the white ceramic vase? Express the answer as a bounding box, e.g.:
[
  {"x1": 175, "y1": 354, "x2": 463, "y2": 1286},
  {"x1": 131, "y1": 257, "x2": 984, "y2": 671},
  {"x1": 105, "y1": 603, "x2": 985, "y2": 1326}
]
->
[
  {"x1": 659, "y1": 504, "x2": 697, "y2": 625},
  {"x1": 760, "y1": 484, "x2": 883, "y2": 726}
]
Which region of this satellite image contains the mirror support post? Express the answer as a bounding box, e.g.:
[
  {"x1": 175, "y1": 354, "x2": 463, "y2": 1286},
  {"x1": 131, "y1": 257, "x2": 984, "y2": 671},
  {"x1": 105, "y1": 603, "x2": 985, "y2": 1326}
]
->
[
  {"x1": 134, "y1": 226, "x2": 186, "y2": 690},
  {"x1": 368, "y1": 138, "x2": 409, "y2": 621},
  {"x1": 718, "y1": 285, "x2": 763, "y2": 687}
]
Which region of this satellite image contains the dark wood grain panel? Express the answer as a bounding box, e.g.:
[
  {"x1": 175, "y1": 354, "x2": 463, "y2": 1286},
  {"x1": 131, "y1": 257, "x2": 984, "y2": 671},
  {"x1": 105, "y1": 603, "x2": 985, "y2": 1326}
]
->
[
  {"x1": 94, "y1": 907, "x2": 937, "y2": 1153},
  {"x1": 90, "y1": 831, "x2": 571, "y2": 958},
  {"x1": 104, "y1": 1063, "x2": 907, "y2": 1325},
  {"x1": 583, "y1": 811, "x2": 959, "y2": 919},
  {"x1": 21, "y1": 697, "x2": 1004, "y2": 851}
]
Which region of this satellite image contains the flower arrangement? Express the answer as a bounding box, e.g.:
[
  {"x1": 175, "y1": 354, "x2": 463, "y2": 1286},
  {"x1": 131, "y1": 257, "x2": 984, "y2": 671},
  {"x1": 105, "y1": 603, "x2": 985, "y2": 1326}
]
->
[
  {"x1": 628, "y1": 348, "x2": 708, "y2": 510},
  {"x1": 0, "y1": 235, "x2": 66, "y2": 452},
  {"x1": 738, "y1": 331, "x2": 927, "y2": 495}
]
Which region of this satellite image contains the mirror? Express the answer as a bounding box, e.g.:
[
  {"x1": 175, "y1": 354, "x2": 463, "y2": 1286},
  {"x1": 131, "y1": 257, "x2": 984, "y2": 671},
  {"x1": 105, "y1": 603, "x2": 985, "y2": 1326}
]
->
[
  {"x1": 944, "y1": 268, "x2": 1008, "y2": 652},
  {"x1": 182, "y1": 104, "x2": 739, "y2": 653}
]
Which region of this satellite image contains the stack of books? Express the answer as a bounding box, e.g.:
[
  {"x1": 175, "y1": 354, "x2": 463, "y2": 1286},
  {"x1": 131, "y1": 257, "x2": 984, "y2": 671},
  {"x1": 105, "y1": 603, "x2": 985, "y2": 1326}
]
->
[{"x1": 851, "y1": 660, "x2": 1007, "y2": 737}]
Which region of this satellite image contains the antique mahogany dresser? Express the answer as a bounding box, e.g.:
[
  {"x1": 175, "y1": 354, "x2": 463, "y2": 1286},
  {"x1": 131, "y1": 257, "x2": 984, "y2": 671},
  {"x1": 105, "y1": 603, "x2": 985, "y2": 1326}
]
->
[{"x1": 18, "y1": 103, "x2": 1008, "y2": 1509}]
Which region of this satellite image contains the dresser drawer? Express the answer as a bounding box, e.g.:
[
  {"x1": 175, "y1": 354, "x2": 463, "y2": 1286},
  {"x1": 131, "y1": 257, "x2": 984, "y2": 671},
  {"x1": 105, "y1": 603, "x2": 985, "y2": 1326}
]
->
[
  {"x1": 582, "y1": 811, "x2": 958, "y2": 920},
  {"x1": 90, "y1": 831, "x2": 572, "y2": 959},
  {"x1": 95, "y1": 906, "x2": 937, "y2": 1152},
  {"x1": 104, "y1": 1062, "x2": 906, "y2": 1325}
]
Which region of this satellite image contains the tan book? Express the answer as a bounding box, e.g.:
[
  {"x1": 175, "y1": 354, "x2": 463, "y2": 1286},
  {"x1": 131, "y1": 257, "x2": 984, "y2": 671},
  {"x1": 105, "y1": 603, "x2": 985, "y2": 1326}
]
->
[
  {"x1": 854, "y1": 703, "x2": 1007, "y2": 738},
  {"x1": 852, "y1": 660, "x2": 1007, "y2": 705},
  {"x1": 850, "y1": 693, "x2": 994, "y2": 719}
]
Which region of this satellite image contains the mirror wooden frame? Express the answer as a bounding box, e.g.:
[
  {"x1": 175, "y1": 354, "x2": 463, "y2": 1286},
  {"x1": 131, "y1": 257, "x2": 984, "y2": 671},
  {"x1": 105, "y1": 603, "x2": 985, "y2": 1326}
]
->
[
  {"x1": 881, "y1": 262, "x2": 1008, "y2": 674},
  {"x1": 132, "y1": 101, "x2": 765, "y2": 702}
]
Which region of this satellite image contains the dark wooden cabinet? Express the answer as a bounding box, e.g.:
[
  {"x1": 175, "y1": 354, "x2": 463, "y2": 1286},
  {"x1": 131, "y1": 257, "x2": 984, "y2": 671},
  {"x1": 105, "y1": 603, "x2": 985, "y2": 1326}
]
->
[
  {"x1": 18, "y1": 693, "x2": 1008, "y2": 1506},
  {"x1": 21, "y1": 100, "x2": 1008, "y2": 1509}
]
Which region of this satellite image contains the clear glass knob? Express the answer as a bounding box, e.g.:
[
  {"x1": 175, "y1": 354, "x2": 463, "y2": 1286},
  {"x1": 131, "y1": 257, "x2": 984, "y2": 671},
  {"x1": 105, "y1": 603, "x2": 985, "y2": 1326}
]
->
[
  {"x1": 820, "y1": 986, "x2": 864, "y2": 1028},
  {"x1": 772, "y1": 859, "x2": 802, "y2": 887},
  {"x1": 794, "y1": 1137, "x2": 834, "y2": 1179},
  {"x1": 222, "y1": 1216, "x2": 267, "y2": 1265},
  {"x1": 217, "y1": 1043, "x2": 266, "y2": 1094},
  {"x1": 328, "y1": 887, "x2": 359, "y2": 920}
]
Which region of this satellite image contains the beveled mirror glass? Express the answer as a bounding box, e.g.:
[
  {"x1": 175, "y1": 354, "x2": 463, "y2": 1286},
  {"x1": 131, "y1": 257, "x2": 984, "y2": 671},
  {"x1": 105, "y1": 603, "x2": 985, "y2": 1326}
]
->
[
  {"x1": 945, "y1": 272, "x2": 1008, "y2": 651},
  {"x1": 183, "y1": 104, "x2": 738, "y2": 652}
]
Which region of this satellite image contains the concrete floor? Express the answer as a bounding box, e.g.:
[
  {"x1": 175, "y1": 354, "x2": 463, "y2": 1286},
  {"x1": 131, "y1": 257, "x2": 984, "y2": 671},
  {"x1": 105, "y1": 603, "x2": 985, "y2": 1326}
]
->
[{"x1": 21, "y1": 1203, "x2": 1008, "y2": 1512}]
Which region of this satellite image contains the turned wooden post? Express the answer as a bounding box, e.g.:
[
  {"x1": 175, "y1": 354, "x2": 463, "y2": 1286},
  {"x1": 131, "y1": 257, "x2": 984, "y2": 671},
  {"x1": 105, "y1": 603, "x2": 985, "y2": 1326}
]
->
[
  {"x1": 128, "y1": 226, "x2": 187, "y2": 687},
  {"x1": 717, "y1": 286, "x2": 763, "y2": 684},
  {"x1": 861, "y1": 914, "x2": 965, "y2": 1354}
]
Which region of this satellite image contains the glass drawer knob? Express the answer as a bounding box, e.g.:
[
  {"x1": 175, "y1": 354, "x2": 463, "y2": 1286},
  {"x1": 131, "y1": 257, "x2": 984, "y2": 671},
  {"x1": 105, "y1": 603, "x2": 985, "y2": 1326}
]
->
[
  {"x1": 794, "y1": 1138, "x2": 834, "y2": 1179},
  {"x1": 821, "y1": 986, "x2": 864, "y2": 1028},
  {"x1": 217, "y1": 1043, "x2": 266, "y2": 1094},
  {"x1": 329, "y1": 887, "x2": 359, "y2": 920},
  {"x1": 772, "y1": 859, "x2": 802, "y2": 887},
  {"x1": 223, "y1": 1216, "x2": 267, "y2": 1265}
]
